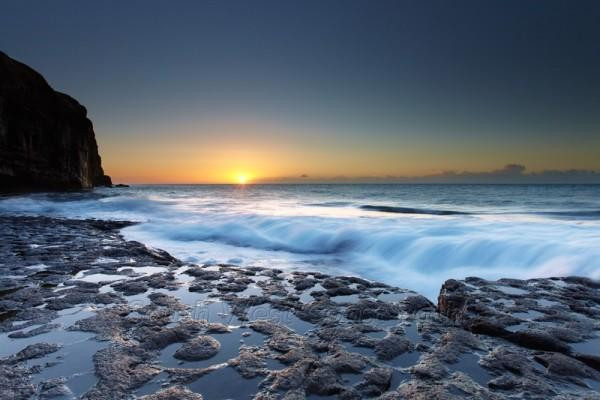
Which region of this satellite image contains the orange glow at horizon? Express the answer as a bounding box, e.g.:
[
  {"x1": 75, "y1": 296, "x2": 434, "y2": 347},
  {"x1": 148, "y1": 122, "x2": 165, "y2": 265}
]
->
[
  {"x1": 97, "y1": 118, "x2": 600, "y2": 185},
  {"x1": 236, "y1": 173, "x2": 249, "y2": 184}
]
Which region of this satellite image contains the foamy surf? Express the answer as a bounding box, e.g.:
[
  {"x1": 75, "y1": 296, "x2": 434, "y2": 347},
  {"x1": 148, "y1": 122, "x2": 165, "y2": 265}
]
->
[{"x1": 1, "y1": 184, "x2": 599, "y2": 299}]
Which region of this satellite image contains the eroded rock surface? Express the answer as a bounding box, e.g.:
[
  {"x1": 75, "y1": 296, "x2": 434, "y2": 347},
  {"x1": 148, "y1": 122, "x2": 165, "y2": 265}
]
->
[{"x1": 0, "y1": 215, "x2": 598, "y2": 399}]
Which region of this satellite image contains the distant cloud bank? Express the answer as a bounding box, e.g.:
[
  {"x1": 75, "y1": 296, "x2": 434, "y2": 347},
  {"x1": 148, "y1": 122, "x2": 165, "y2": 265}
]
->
[{"x1": 257, "y1": 164, "x2": 600, "y2": 184}]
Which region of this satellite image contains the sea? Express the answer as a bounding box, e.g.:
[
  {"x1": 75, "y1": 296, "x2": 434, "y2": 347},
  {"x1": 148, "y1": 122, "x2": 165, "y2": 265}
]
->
[{"x1": 1, "y1": 184, "x2": 599, "y2": 300}]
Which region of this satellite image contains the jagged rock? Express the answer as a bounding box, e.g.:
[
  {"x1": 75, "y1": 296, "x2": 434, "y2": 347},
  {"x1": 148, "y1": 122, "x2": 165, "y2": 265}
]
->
[
  {"x1": 346, "y1": 300, "x2": 400, "y2": 320},
  {"x1": 374, "y1": 334, "x2": 412, "y2": 360},
  {"x1": 138, "y1": 385, "x2": 204, "y2": 400},
  {"x1": 0, "y1": 51, "x2": 111, "y2": 191},
  {"x1": 1, "y1": 215, "x2": 599, "y2": 399},
  {"x1": 323, "y1": 349, "x2": 369, "y2": 373},
  {"x1": 305, "y1": 364, "x2": 342, "y2": 395},
  {"x1": 229, "y1": 347, "x2": 268, "y2": 378},
  {"x1": 0, "y1": 364, "x2": 34, "y2": 399},
  {"x1": 8, "y1": 323, "x2": 59, "y2": 338},
  {"x1": 10, "y1": 342, "x2": 61, "y2": 362},
  {"x1": 173, "y1": 336, "x2": 221, "y2": 361},
  {"x1": 534, "y1": 352, "x2": 600, "y2": 380},
  {"x1": 507, "y1": 329, "x2": 570, "y2": 353},
  {"x1": 356, "y1": 367, "x2": 392, "y2": 396},
  {"x1": 402, "y1": 295, "x2": 436, "y2": 313},
  {"x1": 87, "y1": 344, "x2": 161, "y2": 397},
  {"x1": 39, "y1": 378, "x2": 72, "y2": 399}
]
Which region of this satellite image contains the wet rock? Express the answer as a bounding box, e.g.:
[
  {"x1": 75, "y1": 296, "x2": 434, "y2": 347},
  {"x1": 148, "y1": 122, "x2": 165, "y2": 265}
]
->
[
  {"x1": 0, "y1": 364, "x2": 35, "y2": 399},
  {"x1": 402, "y1": 295, "x2": 436, "y2": 313},
  {"x1": 410, "y1": 354, "x2": 449, "y2": 380},
  {"x1": 356, "y1": 367, "x2": 392, "y2": 397},
  {"x1": 249, "y1": 319, "x2": 292, "y2": 336},
  {"x1": 323, "y1": 349, "x2": 369, "y2": 373},
  {"x1": 164, "y1": 367, "x2": 213, "y2": 385},
  {"x1": 480, "y1": 346, "x2": 534, "y2": 376},
  {"x1": 70, "y1": 305, "x2": 136, "y2": 340},
  {"x1": 112, "y1": 280, "x2": 148, "y2": 295},
  {"x1": 138, "y1": 320, "x2": 206, "y2": 351},
  {"x1": 305, "y1": 364, "x2": 342, "y2": 395},
  {"x1": 1, "y1": 215, "x2": 599, "y2": 399},
  {"x1": 535, "y1": 352, "x2": 600, "y2": 380},
  {"x1": 229, "y1": 346, "x2": 269, "y2": 378},
  {"x1": 436, "y1": 329, "x2": 485, "y2": 363},
  {"x1": 173, "y1": 336, "x2": 221, "y2": 361},
  {"x1": 185, "y1": 267, "x2": 222, "y2": 279},
  {"x1": 206, "y1": 322, "x2": 231, "y2": 333},
  {"x1": 346, "y1": 300, "x2": 400, "y2": 320},
  {"x1": 507, "y1": 329, "x2": 570, "y2": 353},
  {"x1": 11, "y1": 342, "x2": 61, "y2": 362},
  {"x1": 39, "y1": 378, "x2": 72, "y2": 399},
  {"x1": 8, "y1": 323, "x2": 59, "y2": 338},
  {"x1": 374, "y1": 334, "x2": 412, "y2": 360},
  {"x1": 87, "y1": 344, "x2": 161, "y2": 397},
  {"x1": 138, "y1": 385, "x2": 204, "y2": 400},
  {"x1": 395, "y1": 372, "x2": 502, "y2": 400},
  {"x1": 487, "y1": 374, "x2": 520, "y2": 390},
  {"x1": 293, "y1": 278, "x2": 317, "y2": 291}
]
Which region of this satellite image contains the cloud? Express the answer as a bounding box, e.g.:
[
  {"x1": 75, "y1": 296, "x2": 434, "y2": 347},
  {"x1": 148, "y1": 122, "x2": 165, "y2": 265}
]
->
[{"x1": 255, "y1": 164, "x2": 600, "y2": 184}]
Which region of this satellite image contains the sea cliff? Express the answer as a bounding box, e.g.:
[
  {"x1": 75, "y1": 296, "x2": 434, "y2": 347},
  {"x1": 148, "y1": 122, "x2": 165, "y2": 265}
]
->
[{"x1": 0, "y1": 51, "x2": 111, "y2": 192}]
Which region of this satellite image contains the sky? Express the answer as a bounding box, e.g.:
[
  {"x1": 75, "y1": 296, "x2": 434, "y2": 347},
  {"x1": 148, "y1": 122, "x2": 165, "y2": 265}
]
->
[{"x1": 1, "y1": 0, "x2": 599, "y2": 183}]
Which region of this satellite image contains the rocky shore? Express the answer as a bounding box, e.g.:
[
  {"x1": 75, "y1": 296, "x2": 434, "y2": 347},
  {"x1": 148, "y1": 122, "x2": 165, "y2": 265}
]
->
[{"x1": 0, "y1": 215, "x2": 598, "y2": 399}]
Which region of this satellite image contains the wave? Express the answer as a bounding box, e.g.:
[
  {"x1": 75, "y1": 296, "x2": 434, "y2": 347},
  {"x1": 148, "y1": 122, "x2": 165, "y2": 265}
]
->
[
  {"x1": 360, "y1": 204, "x2": 469, "y2": 215},
  {"x1": 123, "y1": 211, "x2": 600, "y2": 299},
  {"x1": 535, "y1": 210, "x2": 600, "y2": 219},
  {"x1": 306, "y1": 201, "x2": 353, "y2": 207},
  {"x1": 2, "y1": 188, "x2": 599, "y2": 299}
]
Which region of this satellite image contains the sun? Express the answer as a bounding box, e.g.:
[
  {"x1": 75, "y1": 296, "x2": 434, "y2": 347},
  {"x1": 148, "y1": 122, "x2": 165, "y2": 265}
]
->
[{"x1": 237, "y1": 174, "x2": 248, "y2": 185}]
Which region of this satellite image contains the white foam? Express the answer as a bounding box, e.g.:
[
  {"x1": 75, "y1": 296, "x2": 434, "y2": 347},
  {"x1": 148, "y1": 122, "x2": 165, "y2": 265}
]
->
[{"x1": 1, "y1": 186, "x2": 599, "y2": 300}]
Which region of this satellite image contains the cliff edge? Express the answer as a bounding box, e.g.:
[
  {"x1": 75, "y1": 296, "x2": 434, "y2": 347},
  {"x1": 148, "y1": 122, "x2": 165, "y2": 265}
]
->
[{"x1": 0, "y1": 51, "x2": 111, "y2": 192}]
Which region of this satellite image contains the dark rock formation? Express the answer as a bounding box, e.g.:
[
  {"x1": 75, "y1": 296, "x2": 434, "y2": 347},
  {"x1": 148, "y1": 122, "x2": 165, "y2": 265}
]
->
[
  {"x1": 1, "y1": 215, "x2": 599, "y2": 398},
  {"x1": 0, "y1": 51, "x2": 111, "y2": 192}
]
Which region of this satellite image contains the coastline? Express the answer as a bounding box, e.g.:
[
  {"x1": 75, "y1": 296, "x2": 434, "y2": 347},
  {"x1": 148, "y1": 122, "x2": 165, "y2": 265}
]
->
[{"x1": 0, "y1": 215, "x2": 598, "y2": 399}]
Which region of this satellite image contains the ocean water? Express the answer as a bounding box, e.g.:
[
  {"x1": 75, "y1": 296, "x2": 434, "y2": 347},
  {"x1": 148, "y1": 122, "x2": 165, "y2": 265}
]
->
[{"x1": 1, "y1": 184, "x2": 599, "y2": 299}]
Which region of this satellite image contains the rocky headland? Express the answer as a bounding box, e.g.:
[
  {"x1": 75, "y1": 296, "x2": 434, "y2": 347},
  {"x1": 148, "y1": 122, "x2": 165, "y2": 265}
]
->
[
  {"x1": 0, "y1": 215, "x2": 598, "y2": 399},
  {"x1": 0, "y1": 51, "x2": 111, "y2": 192}
]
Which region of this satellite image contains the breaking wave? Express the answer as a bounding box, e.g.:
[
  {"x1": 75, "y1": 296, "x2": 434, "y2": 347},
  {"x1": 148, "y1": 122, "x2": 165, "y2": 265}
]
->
[
  {"x1": 1, "y1": 184, "x2": 599, "y2": 299},
  {"x1": 360, "y1": 204, "x2": 470, "y2": 215}
]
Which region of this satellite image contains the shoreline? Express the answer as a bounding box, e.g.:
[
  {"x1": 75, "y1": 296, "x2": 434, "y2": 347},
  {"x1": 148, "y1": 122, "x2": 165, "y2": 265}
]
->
[{"x1": 0, "y1": 215, "x2": 598, "y2": 399}]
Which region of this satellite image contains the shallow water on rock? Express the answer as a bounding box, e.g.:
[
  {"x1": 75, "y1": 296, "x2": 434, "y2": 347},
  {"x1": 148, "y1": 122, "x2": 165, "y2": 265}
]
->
[
  {"x1": 493, "y1": 285, "x2": 529, "y2": 296},
  {"x1": 73, "y1": 273, "x2": 126, "y2": 283},
  {"x1": 187, "y1": 366, "x2": 262, "y2": 399},
  {"x1": 120, "y1": 265, "x2": 168, "y2": 274},
  {"x1": 0, "y1": 306, "x2": 95, "y2": 357},
  {"x1": 571, "y1": 335, "x2": 600, "y2": 356},
  {"x1": 158, "y1": 329, "x2": 266, "y2": 369},
  {"x1": 26, "y1": 337, "x2": 107, "y2": 396},
  {"x1": 388, "y1": 350, "x2": 422, "y2": 367},
  {"x1": 246, "y1": 304, "x2": 315, "y2": 334},
  {"x1": 448, "y1": 353, "x2": 493, "y2": 386},
  {"x1": 134, "y1": 371, "x2": 170, "y2": 397}
]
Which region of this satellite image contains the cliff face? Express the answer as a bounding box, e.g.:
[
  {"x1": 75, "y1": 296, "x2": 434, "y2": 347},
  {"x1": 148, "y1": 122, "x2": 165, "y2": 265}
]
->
[{"x1": 0, "y1": 51, "x2": 111, "y2": 192}]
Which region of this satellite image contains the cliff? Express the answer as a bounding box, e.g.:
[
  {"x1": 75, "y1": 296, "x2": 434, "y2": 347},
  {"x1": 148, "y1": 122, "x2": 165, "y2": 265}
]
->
[{"x1": 0, "y1": 51, "x2": 111, "y2": 192}]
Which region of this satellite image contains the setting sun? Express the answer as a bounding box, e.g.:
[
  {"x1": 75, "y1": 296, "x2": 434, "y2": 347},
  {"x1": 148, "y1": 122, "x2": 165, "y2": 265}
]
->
[{"x1": 237, "y1": 174, "x2": 248, "y2": 185}]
